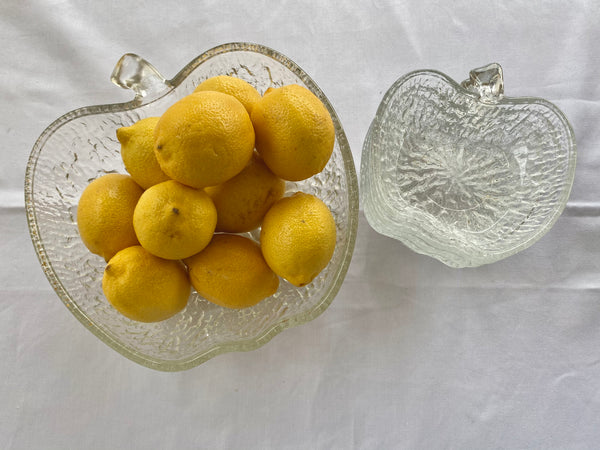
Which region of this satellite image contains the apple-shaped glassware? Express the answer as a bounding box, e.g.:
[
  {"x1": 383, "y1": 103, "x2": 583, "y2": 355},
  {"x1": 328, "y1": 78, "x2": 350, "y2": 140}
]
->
[
  {"x1": 25, "y1": 43, "x2": 358, "y2": 371},
  {"x1": 361, "y1": 63, "x2": 576, "y2": 268}
]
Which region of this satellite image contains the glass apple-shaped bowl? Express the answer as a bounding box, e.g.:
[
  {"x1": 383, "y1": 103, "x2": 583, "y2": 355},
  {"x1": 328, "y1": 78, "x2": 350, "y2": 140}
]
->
[
  {"x1": 25, "y1": 42, "x2": 359, "y2": 371},
  {"x1": 361, "y1": 63, "x2": 576, "y2": 268}
]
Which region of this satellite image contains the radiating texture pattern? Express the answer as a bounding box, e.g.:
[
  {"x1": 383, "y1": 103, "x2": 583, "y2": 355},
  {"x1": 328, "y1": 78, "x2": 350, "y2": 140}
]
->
[
  {"x1": 361, "y1": 70, "x2": 576, "y2": 267},
  {"x1": 25, "y1": 43, "x2": 358, "y2": 370}
]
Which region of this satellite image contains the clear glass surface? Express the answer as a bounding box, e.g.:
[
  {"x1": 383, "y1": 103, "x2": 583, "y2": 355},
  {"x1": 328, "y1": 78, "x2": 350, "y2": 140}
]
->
[
  {"x1": 361, "y1": 64, "x2": 576, "y2": 268},
  {"x1": 25, "y1": 42, "x2": 359, "y2": 371}
]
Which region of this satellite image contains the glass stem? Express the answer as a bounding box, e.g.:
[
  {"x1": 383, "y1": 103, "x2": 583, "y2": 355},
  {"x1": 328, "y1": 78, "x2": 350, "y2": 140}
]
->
[
  {"x1": 461, "y1": 63, "x2": 504, "y2": 103},
  {"x1": 110, "y1": 53, "x2": 171, "y2": 104}
]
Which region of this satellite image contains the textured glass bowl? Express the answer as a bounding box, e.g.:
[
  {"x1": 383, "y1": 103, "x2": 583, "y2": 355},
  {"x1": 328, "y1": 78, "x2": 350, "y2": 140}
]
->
[
  {"x1": 361, "y1": 63, "x2": 576, "y2": 268},
  {"x1": 25, "y1": 42, "x2": 358, "y2": 371}
]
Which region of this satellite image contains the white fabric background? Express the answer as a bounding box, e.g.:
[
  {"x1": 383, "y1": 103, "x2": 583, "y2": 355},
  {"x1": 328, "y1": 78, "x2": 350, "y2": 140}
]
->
[{"x1": 3, "y1": 1, "x2": 600, "y2": 448}]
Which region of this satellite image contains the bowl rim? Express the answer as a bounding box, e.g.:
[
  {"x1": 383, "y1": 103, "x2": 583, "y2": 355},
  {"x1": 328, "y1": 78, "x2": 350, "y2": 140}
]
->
[
  {"x1": 25, "y1": 42, "x2": 359, "y2": 371},
  {"x1": 361, "y1": 67, "x2": 577, "y2": 268}
]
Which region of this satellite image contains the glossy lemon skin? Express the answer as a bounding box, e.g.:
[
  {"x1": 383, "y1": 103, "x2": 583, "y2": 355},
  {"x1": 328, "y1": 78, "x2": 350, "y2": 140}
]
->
[
  {"x1": 77, "y1": 173, "x2": 143, "y2": 261},
  {"x1": 205, "y1": 152, "x2": 285, "y2": 233},
  {"x1": 194, "y1": 75, "x2": 261, "y2": 115},
  {"x1": 185, "y1": 234, "x2": 279, "y2": 309},
  {"x1": 154, "y1": 91, "x2": 255, "y2": 188},
  {"x1": 251, "y1": 84, "x2": 335, "y2": 182},
  {"x1": 260, "y1": 192, "x2": 336, "y2": 287},
  {"x1": 133, "y1": 180, "x2": 217, "y2": 260},
  {"x1": 117, "y1": 117, "x2": 170, "y2": 190},
  {"x1": 102, "y1": 245, "x2": 190, "y2": 323}
]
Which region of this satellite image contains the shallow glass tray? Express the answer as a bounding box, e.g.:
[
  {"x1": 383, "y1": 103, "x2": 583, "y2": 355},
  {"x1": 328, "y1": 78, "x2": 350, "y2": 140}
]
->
[
  {"x1": 25, "y1": 42, "x2": 359, "y2": 371},
  {"x1": 361, "y1": 63, "x2": 576, "y2": 268}
]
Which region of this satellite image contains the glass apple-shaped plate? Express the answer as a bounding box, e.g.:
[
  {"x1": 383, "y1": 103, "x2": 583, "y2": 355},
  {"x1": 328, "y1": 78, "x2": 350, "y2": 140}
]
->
[
  {"x1": 361, "y1": 63, "x2": 576, "y2": 268},
  {"x1": 25, "y1": 43, "x2": 358, "y2": 371}
]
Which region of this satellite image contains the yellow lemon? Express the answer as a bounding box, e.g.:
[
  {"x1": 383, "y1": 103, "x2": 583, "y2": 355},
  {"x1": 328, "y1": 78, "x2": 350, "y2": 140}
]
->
[
  {"x1": 154, "y1": 91, "x2": 255, "y2": 188},
  {"x1": 260, "y1": 192, "x2": 336, "y2": 287},
  {"x1": 102, "y1": 245, "x2": 190, "y2": 322},
  {"x1": 133, "y1": 180, "x2": 217, "y2": 260},
  {"x1": 193, "y1": 75, "x2": 261, "y2": 115},
  {"x1": 77, "y1": 173, "x2": 143, "y2": 261},
  {"x1": 205, "y1": 152, "x2": 286, "y2": 233},
  {"x1": 116, "y1": 117, "x2": 170, "y2": 189},
  {"x1": 251, "y1": 84, "x2": 335, "y2": 181},
  {"x1": 185, "y1": 234, "x2": 279, "y2": 309}
]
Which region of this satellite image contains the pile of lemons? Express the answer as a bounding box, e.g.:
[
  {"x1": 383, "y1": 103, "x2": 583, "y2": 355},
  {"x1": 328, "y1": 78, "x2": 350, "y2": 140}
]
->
[{"x1": 76, "y1": 76, "x2": 337, "y2": 323}]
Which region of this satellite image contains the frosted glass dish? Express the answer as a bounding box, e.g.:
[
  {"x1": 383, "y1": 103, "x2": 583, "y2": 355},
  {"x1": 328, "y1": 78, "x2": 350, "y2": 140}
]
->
[
  {"x1": 361, "y1": 63, "x2": 576, "y2": 268},
  {"x1": 25, "y1": 43, "x2": 358, "y2": 371}
]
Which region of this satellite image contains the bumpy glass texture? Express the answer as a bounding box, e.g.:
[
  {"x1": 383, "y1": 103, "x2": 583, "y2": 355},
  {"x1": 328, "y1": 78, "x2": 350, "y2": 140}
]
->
[
  {"x1": 25, "y1": 43, "x2": 358, "y2": 371},
  {"x1": 361, "y1": 68, "x2": 576, "y2": 268}
]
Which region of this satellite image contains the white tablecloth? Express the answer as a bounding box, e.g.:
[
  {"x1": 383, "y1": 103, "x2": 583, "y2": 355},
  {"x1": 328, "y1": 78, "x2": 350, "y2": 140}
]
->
[{"x1": 3, "y1": 1, "x2": 600, "y2": 448}]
